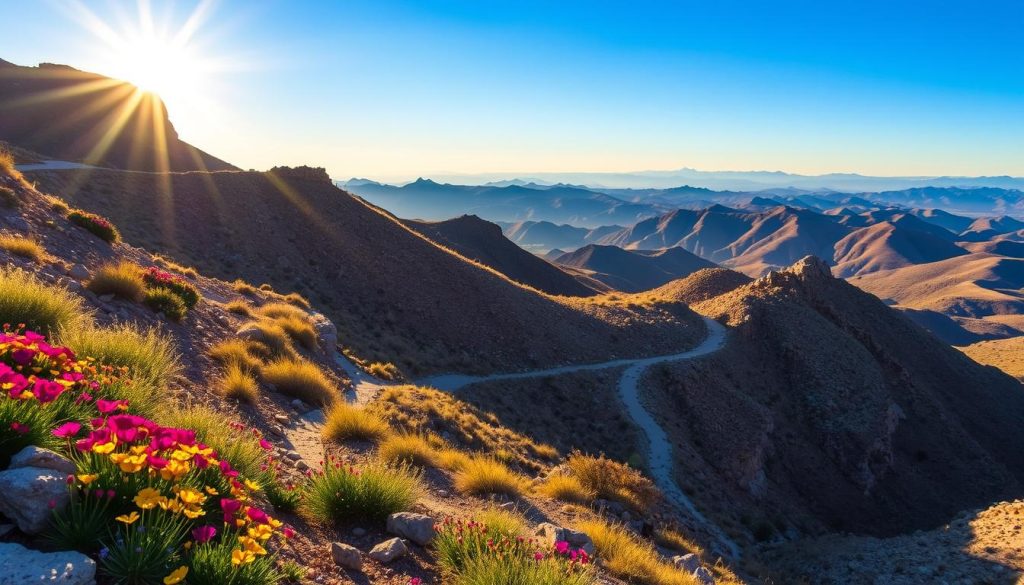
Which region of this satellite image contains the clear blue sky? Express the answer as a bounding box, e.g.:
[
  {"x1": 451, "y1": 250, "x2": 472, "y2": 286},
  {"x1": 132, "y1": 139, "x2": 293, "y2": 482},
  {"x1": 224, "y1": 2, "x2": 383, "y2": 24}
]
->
[{"x1": 3, "y1": 0, "x2": 1023, "y2": 180}]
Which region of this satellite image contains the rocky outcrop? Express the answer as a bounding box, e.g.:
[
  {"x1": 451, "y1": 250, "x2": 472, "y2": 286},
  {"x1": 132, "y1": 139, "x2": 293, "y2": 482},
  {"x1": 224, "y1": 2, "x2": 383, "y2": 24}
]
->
[
  {"x1": 0, "y1": 446, "x2": 76, "y2": 534},
  {"x1": 0, "y1": 542, "x2": 96, "y2": 585}
]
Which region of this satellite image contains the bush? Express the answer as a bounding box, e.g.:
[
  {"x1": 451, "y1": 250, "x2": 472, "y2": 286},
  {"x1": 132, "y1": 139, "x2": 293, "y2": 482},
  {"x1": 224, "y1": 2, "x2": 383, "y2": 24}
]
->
[
  {"x1": 366, "y1": 361, "x2": 400, "y2": 380},
  {"x1": 0, "y1": 267, "x2": 90, "y2": 336},
  {"x1": 435, "y1": 447, "x2": 472, "y2": 472},
  {"x1": 219, "y1": 362, "x2": 259, "y2": 402},
  {"x1": 0, "y1": 235, "x2": 45, "y2": 262},
  {"x1": 261, "y1": 358, "x2": 337, "y2": 406},
  {"x1": 282, "y1": 292, "x2": 310, "y2": 309},
  {"x1": 322, "y1": 402, "x2": 389, "y2": 443},
  {"x1": 654, "y1": 527, "x2": 704, "y2": 557},
  {"x1": 87, "y1": 261, "x2": 146, "y2": 301},
  {"x1": 208, "y1": 339, "x2": 264, "y2": 373},
  {"x1": 378, "y1": 433, "x2": 437, "y2": 467},
  {"x1": 453, "y1": 457, "x2": 526, "y2": 497},
  {"x1": 301, "y1": 459, "x2": 421, "y2": 524},
  {"x1": 187, "y1": 534, "x2": 281, "y2": 585},
  {"x1": 233, "y1": 280, "x2": 257, "y2": 295},
  {"x1": 257, "y1": 303, "x2": 308, "y2": 321},
  {"x1": 566, "y1": 452, "x2": 660, "y2": 510},
  {"x1": 225, "y1": 300, "x2": 253, "y2": 316},
  {"x1": 239, "y1": 321, "x2": 294, "y2": 358},
  {"x1": 538, "y1": 474, "x2": 596, "y2": 504},
  {"x1": 271, "y1": 315, "x2": 318, "y2": 350},
  {"x1": 142, "y1": 288, "x2": 188, "y2": 321},
  {"x1": 68, "y1": 209, "x2": 119, "y2": 243},
  {"x1": 577, "y1": 519, "x2": 695, "y2": 585},
  {"x1": 142, "y1": 266, "x2": 200, "y2": 308},
  {"x1": 57, "y1": 322, "x2": 181, "y2": 395},
  {"x1": 0, "y1": 396, "x2": 58, "y2": 468}
]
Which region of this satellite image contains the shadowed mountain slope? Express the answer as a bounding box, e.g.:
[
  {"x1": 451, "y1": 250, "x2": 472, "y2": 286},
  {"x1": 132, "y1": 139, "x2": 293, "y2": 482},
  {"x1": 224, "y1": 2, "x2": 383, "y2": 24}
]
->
[
  {"x1": 32, "y1": 167, "x2": 703, "y2": 375},
  {"x1": 403, "y1": 215, "x2": 598, "y2": 297},
  {"x1": 831, "y1": 220, "x2": 969, "y2": 277},
  {"x1": 0, "y1": 60, "x2": 234, "y2": 172},
  {"x1": 642, "y1": 257, "x2": 1024, "y2": 542},
  {"x1": 553, "y1": 244, "x2": 717, "y2": 293}
]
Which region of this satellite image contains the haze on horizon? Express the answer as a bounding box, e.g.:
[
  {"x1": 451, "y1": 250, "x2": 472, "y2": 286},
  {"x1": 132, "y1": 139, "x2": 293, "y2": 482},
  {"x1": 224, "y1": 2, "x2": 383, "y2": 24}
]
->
[{"x1": 3, "y1": 0, "x2": 1023, "y2": 183}]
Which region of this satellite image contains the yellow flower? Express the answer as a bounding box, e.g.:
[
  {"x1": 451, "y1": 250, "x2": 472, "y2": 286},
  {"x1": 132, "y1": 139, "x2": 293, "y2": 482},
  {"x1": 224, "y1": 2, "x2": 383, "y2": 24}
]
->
[
  {"x1": 115, "y1": 511, "x2": 140, "y2": 525},
  {"x1": 169, "y1": 449, "x2": 192, "y2": 461},
  {"x1": 92, "y1": 441, "x2": 116, "y2": 455},
  {"x1": 176, "y1": 487, "x2": 206, "y2": 506},
  {"x1": 134, "y1": 488, "x2": 164, "y2": 510},
  {"x1": 248, "y1": 524, "x2": 273, "y2": 541},
  {"x1": 238, "y1": 536, "x2": 267, "y2": 555},
  {"x1": 181, "y1": 505, "x2": 205, "y2": 519},
  {"x1": 116, "y1": 453, "x2": 147, "y2": 473},
  {"x1": 77, "y1": 473, "x2": 99, "y2": 485},
  {"x1": 231, "y1": 548, "x2": 255, "y2": 566},
  {"x1": 244, "y1": 478, "x2": 261, "y2": 491},
  {"x1": 163, "y1": 566, "x2": 188, "y2": 585},
  {"x1": 204, "y1": 486, "x2": 219, "y2": 495}
]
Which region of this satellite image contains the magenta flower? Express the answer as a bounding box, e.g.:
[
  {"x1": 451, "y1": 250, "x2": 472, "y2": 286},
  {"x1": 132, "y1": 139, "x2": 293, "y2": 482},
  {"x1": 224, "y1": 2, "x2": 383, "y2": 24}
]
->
[
  {"x1": 96, "y1": 399, "x2": 126, "y2": 414},
  {"x1": 246, "y1": 507, "x2": 269, "y2": 524},
  {"x1": 220, "y1": 498, "x2": 242, "y2": 522},
  {"x1": 258, "y1": 439, "x2": 272, "y2": 450},
  {"x1": 192, "y1": 525, "x2": 217, "y2": 543},
  {"x1": 52, "y1": 421, "x2": 81, "y2": 438},
  {"x1": 9, "y1": 422, "x2": 29, "y2": 435},
  {"x1": 534, "y1": 551, "x2": 545, "y2": 561},
  {"x1": 554, "y1": 541, "x2": 570, "y2": 555}
]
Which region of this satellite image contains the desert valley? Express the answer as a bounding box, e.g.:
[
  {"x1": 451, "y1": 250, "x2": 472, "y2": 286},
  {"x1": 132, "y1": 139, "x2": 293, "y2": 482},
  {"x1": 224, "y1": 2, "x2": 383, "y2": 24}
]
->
[{"x1": 0, "y1": 3, "x2": 1023, "y2": 585}]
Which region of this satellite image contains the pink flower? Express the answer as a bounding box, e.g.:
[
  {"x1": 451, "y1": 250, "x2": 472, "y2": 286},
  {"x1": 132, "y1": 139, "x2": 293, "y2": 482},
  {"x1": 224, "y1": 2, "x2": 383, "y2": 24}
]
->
[
  {"x1": 9, "y1": 422, "x2": 29, "y2": 435},
  {"x1": 246, "y1": 507, "x2": 269, "y2": 524},
  {"x1": 554, "y1": 541, "x2": 570, "y2": 555},
  {"x1": 283, "y1": 527, "x2": 295, "y2": 539},
  {"x1": 192, "y1": 525, "x2": 217, "y2": 543},
  {"x1": 409, "y1": 579, "x2": 422, "y2": 585},
  {"x1": 31, "y1": 379, "x2": 64, "y2": 403},
  {"x1": 52, "y1": 421, "x2": 81, "y2": 438},
  {"x1": 258, "y1": 439, "x2": 272, "y2": 450},
  {"x1": 96, "y1": 399, "x2": 126, "y2": 414},
  {"x1": 11, "y1": 348, "x2": 35, "y2": 366},
  {"x1": 534, "y1": 551, "x2": 544, "y2": 561},
  {"x1": 220, "y1": 498, "x2": 242, "y2": 522}
]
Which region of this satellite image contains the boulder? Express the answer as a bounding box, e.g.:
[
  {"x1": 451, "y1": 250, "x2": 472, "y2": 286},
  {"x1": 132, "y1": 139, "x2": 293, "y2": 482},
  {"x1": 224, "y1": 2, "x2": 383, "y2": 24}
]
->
[
  {"x1": 10, "y1": 446, "x2": 77, "y2": 476},
  {"x1": 67, "y1": 263, "x2": 90, "y2": 281},
  {"x1": 310, "y1": 312, "x2": 337, "y2": 351},
  {"x1": 330, "y1": 542, "x2": 362, "y2": 570},
  {"x1": 367, "y1": 537, "x2": 407, "y2": 563},
  {"x1": 386, "y1": 512, "x2": 436, "y2": 546},
  {"x1": 0, "y1": 466, "x2": 70, "y2": 533},
  {"x1": 0, "y1": 542, "x2": 96, "y2": 585},
  {"x1": 672, "y1": 553, "x2": 701, "y2": 573},
  {"x1": 693, "y1": 566, "x2": 715, "y2": 585},
  {"x1": 534, "y1": 523, "x2": 595, "y2": 556}
]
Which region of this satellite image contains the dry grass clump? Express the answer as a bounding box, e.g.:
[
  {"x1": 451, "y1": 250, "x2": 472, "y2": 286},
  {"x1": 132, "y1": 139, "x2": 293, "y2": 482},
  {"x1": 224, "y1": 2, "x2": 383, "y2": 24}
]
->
[
  {"x1": 654, "y1": 527, "x2": 704, "y2": 557},
  {"x1": 270, "y1": 315, "x2": 318, "y2": 350},
  {"x1": 378, "y1": 433, "x2": 438, "y2": 467},
  {"x1": 538, "y1": 474, "x2": 596, "y2": 504},
  {"x1": 322, "y1": 402, "x2": 389, "y2": 443},
  {"x1": 232, "y1": 279, "x2": 258, "y2": 295},
  {"x1": 366, "y1": 361, "x2": 400, "y2": 380},
  {"x1": 566, "y1": 451, "x2": 660, "y2": 510},
  {"x1": 282, "y1": 292, "x2": 310, "y2": 309},
  {"x1": 218, "y1": 362, "x2": 260, "y2": 402},
  {"x1": 0, "y1": 235, "x2": 45, "y2": 262},
  {"x1": 208, "y1": 339, "x2": 265, "y2": 373},
  {"x1": 239, "y1": 321, "x2": 295, "y2": 358},
  {"x1": 87, "y1": 261, "x2": 145, "y2": 301},
  {"x1": 224, "y1": 299, "x2": 253, "y2": 316},
  {"x1": 577, "y1": 519, "x2": 698, "y2": 585},
  {"x1": 453, "y1": 456, "x2": 527, "y2": 496},
  {"x1": 0, "y1": 267, "x2": 90, "y2": 336},
  {"x1": 435, "y1": 447, "x2": 472, "y2": 472},
  {"x1": 257, "y1": 302, "x2": 308, "y2": 321},
  {"x1": 262, "y1": 358, "x2": 337, "y2": 406}
]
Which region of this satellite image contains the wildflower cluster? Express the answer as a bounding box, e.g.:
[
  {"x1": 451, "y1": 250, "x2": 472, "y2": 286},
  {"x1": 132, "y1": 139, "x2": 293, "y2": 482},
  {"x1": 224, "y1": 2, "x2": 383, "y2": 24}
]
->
[
  {"x1": 68, "y1": 209, "x2": 120, "y2": 243},
  {"x1": 0, "y1": 329, "x2": 294, "y2": 584},
  {"x1": 142, "y1": 267, "x2": 200, "y2": 309},
  {"x1": 434, "y1": 517, "x2": 594, "y2": 585}
]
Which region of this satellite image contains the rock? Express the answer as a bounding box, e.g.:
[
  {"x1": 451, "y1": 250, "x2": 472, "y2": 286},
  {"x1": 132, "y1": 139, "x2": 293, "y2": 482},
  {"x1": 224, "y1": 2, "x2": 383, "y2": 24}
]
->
[
  {"x1": 310, "y1": 312, "x2": 338, "y2": 350},
  {"x1": 98, "y1": 294, "x2": 115, "y2": 302},
  {"x1": 291, "y1": 399, "x2": 306, "y2": 412},
  {"x1": 274, "y1": 414, "x2": 290, "y2": 425},
  {"x1": 67, "y1": 263, "x2": 90, "y2": 281},
  {"x1": 330, "y1": 542, "x2": 362, "y2": 570},
  {"x1": 352, "y1": 527, "x2": 367, "y2": 537},
  {"x1": 386, "y1": 512, "x2": 436, "y2": 546},
  {"x1": 672, "y1": 553, "x2": 701, "y2": 573},
  {"x1": 0, "y1": 542, "x2": 96, "y2": 585},
  {"x1": 285, "y1": 450, "x2": 301, "y2": 461},
  {"x1": 498, "y1": 501, "x2": 516, "y2": 511},
  {"x1": 0, "y1": 467, "x2": 71, "y2": 534},
  {"x1": 693, "y1": 566, "x2": 715, "y2": 585},
  {"x1": 368, "y1": 537, "x2": 407, "y2": 563},
  {"x1": 295, "y1": 460, "x2": 310, "y2": 472},
  {"x1": 534, "y1": 523, "x2": 595, "y2": 556},
  {"x1": 10, "y1": 446, "x2": 77, "y2": 476}
]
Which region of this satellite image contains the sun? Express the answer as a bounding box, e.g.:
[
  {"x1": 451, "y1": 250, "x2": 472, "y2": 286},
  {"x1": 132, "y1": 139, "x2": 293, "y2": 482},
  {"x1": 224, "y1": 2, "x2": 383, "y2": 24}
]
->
[{"x1": 108, "y1": 31, "x2": 204, "y2": 103}]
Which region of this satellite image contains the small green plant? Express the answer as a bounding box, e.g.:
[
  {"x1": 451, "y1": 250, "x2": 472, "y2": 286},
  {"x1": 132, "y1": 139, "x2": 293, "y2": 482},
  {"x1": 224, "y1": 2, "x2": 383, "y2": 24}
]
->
[
  {"x1": 322, "y1": 402, "x2": 389, "y2": 442},
  {"x1": 46, "y1": 486, "x2": 117, "y2": 553},
  {"x1": 0, "y1": 235, "x2": 45, "y2": 262},
  {"x1": 0, "y1": 397, "x2": 58, "y2": 468},
  {"x1": 157, "y1": 406, "x2": 273, "y2": 486},
  {"x1": 87, "y1": 262, "x2": 146, "y2": 301},
  {"x1": 98, "y1": 510, "x2": 190, "y2": 585},
  {"x1": 142, "y1": 267, "x2": 200, "y2": 309},
  {"x1": 277, "y1": 559, "x2": 305, "y2": 583},
  {"x1": 261, "y1": 358, "x2": 337, "y2": 406},
  {"x1": 219, "y1": 362, "x2": 260, "y2": 402},
  {"x1": 301, "y1": 458, "x2": 421, "y2": 524},
  {"x1": 68, "y1": 209, "x2": 119, "y2": 243},
  {"x1": 186, "y1": 534, "x2": 282, "y2": 585},
  {"x1": 143, "y1": 288, "x2": 188, "y2": 321},
  {"x1": 0, "y1": 266, "x2": 90, "y2": 336}
]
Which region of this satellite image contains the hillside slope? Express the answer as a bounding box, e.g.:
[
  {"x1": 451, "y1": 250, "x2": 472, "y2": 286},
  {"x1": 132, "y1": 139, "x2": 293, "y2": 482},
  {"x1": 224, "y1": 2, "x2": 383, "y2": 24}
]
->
[
  {"x1": 0, "y1": 60, "x2": 234, "y2": 172},
  {"x1": 31, "y1": 167, "x2": 702, "y2": 375},
  {"x1": 404, "y1": 215, "x2": 598, "y2": 296},
  {"x1": 554, "y1": 244, "x2": 717, "y2": 293}
]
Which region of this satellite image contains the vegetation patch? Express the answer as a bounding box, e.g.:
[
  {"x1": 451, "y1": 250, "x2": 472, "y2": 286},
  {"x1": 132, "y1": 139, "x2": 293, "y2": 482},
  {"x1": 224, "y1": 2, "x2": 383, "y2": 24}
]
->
[
  {"x1": 87, "y1": 261, "x2": 146, "y2": 302},
  {"x1": 143, "y1": 288, "x2": 188, "y2": 321},
  {"x1": 0, "y1": 234, "x2": 45, "y2": 262},
  {"x1": 322, "y1": 402, "x2": 389, "y2": 443},
  {"x1": 566, "y1": 451, "x2": 660, "y2": 511},
  {"x1": 301, "y1": 457, "x2": 421, "y2": 524},
  {"x1": 261, "y1": 358, "x2": 337, "y2": 406},
  {"x1": 0, "y1": 267, "x2": 90, "y2": 336},
  {"x1": 142, "y1": 266, "x2": 200, "y2": 308},
  {"x1": 538, "y1": 473, "x2": 596, "y2": 504},
  {"x1": 208, "y1": 339, "x2": 265, "y2": 373},
  {"x1": 377, "y1": 433, "x2": 438, "y2": 467},
  {"x1": 68, "y1": 209, "x2": 120, "y2": 243},
  {"x1": 577, "y1": 519, "x2": 696, "y2": 585},
  {"x1": 218, "y1": 362, "x2": 260, "y2": 402},
  {"x1": 453, "y1": 456, "x2": 527, "y2": 496},
  {"x1": 366, "y1": 361, "x2": 400, "y2": 380}
]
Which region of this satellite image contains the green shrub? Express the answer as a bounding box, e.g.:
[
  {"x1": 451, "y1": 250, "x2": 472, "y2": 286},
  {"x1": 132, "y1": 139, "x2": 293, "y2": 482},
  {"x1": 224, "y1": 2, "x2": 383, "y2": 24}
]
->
[
  {"x1": 261, "y1": 358, "x2": 336, "y2": 406},
  {"x1": 322, "y1": 402, "x2": 389, "y2": 442},
  {"x1": 87, "y1": 262, "x2": 145, "y2": 301},
  {"x1": 0, "y1": 235, "x2": 45, "y2": 262},
  {"x1": 142, "y1": 266, "x2": 200, "y2": 308},
  {"x1": 46, "y1": 487, "x2": 117, "y2": 553},
  {"x1": 143, "y1": 288, "x2": 188, "y2": 321},
  {"x1": 68, "y1": 209, "x2": 119, "y2": 243},
  {"x1": 186, "y1": 534, "x2": 281, "y2": 585},
  {"x1": 0, "y1": 267, "x2": 90, "y2": 336},
  {"x1": 98, "y1": 510, "x2": 190, "y2": 584},
  {"x1": 0, "y1": 397, "x2": 58, "y2": 468},
  {"x1": 301, "y1": 459, "x2": 421, "y2": 524},
  {"x1": 266, "y1": 480, "x2": 301, "y2": 514}
]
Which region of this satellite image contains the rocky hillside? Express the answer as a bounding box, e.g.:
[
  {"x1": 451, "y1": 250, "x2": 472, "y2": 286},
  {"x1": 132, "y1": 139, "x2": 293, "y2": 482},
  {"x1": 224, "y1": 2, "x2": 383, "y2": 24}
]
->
[
  {"x1": 553, "y1": 245, "x2": 716, "y2": 293},
  {"x1": 29, "y1": 166, "x2": 703, "y2": 376}
]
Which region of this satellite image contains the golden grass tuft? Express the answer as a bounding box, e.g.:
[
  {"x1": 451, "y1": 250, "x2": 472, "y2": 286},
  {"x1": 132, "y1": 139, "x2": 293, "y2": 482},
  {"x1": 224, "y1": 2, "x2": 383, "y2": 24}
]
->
[
  {"x1": 378, "y1": 433, "x2": 438, "y2": 467},
  {"x1": 270, "y1": 315, "x2": 318, "y2": 350},
  {"x1": 538, "y1": 474, "x2": 596, "y2": 504},
  {"x1": 262, "y1": 358, "x2": 337, "y2": 406},
  {"x1": 282, "y1": 292, "x2": 311, "y2": 309},
  {"x1": 322, "y1": 402, "x2": 389, "y2": 443},
  {"x1": 257, "y1": 302, "x2": 309, "y2": 321},
  {"x1": 435, "y1": 447, "x2": 472, "y2": 472},
  {"x1": 208, "y1": 339, "x2": 265, "y2": 373},
  {"x1": 566, "y1": 451, "x2": 660, "y2": 510},
  {"x1": 224, "y1": 299, "x2": 253, "y2": 317},
  {"x1": 0, "y1": 267, "x2": 91, "y2": 336},
  {"x1": 0, "y1": 235, "x2": 45, "y2": 262},
  {"x1": 366, "y1": 361, "x2": 400, "y2": 380},
  {"x1": 232, "y1": 280, "x2": 258, "y2": 295},
  {"x1": 577, "y1": 519, "x2": 698, "y2": 585},
  {"x1": 87, "y1": 261, "x2": 145, "y2": 302},
  {"x1": 453, "y1": 456, "x2": 526, "y2": 497},
  {"x1": 218, "y1": 362, "x2": 260, "y2": 402},
  {"x1": 654, "y1": 527, "x2": 705, "y2": 557},
  {"x1": 239, "y1": 321, "x2": 294, "y2": 358}
]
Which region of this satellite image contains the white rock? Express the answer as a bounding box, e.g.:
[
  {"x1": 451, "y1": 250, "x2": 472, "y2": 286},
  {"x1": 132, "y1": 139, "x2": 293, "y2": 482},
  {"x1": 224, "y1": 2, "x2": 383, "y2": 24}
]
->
[
  {"x1": 672, "y1": 553, "x2": 701, "y2": 573},
  {"x1": 67, "y1": 264, "x2": 90, "y2": 281},
  {"x1": 10, "y1": 446, "x2": 77, "y2": 476},
  {"x1": 0, "y1": 542, "x2": 96, "y2": 584},
  {"x1": 0, "y1": 467, "x2": 70, "y2": 534},
  {"x1": 367, "y1": 537, "x2": 407, "y2": 563},
  {"x1": 386, "y1": 512, "x2": 436, "y2": 546},
  {"x1": 330, "y1": 542, "x2": 362, "y2": 570},
  {"x1": 534, "y1": 522, "x2": 595, "y2": 556},
  {"x1": 693, "y1": 566, "x2": 715, "y2": 585}
]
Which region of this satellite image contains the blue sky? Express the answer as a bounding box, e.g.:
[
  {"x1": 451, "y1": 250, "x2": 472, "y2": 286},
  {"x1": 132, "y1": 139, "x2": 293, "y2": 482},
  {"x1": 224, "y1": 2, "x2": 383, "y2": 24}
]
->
[{"x1": 2, "y1": 0, "x2": 1023, "y2": 181}]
